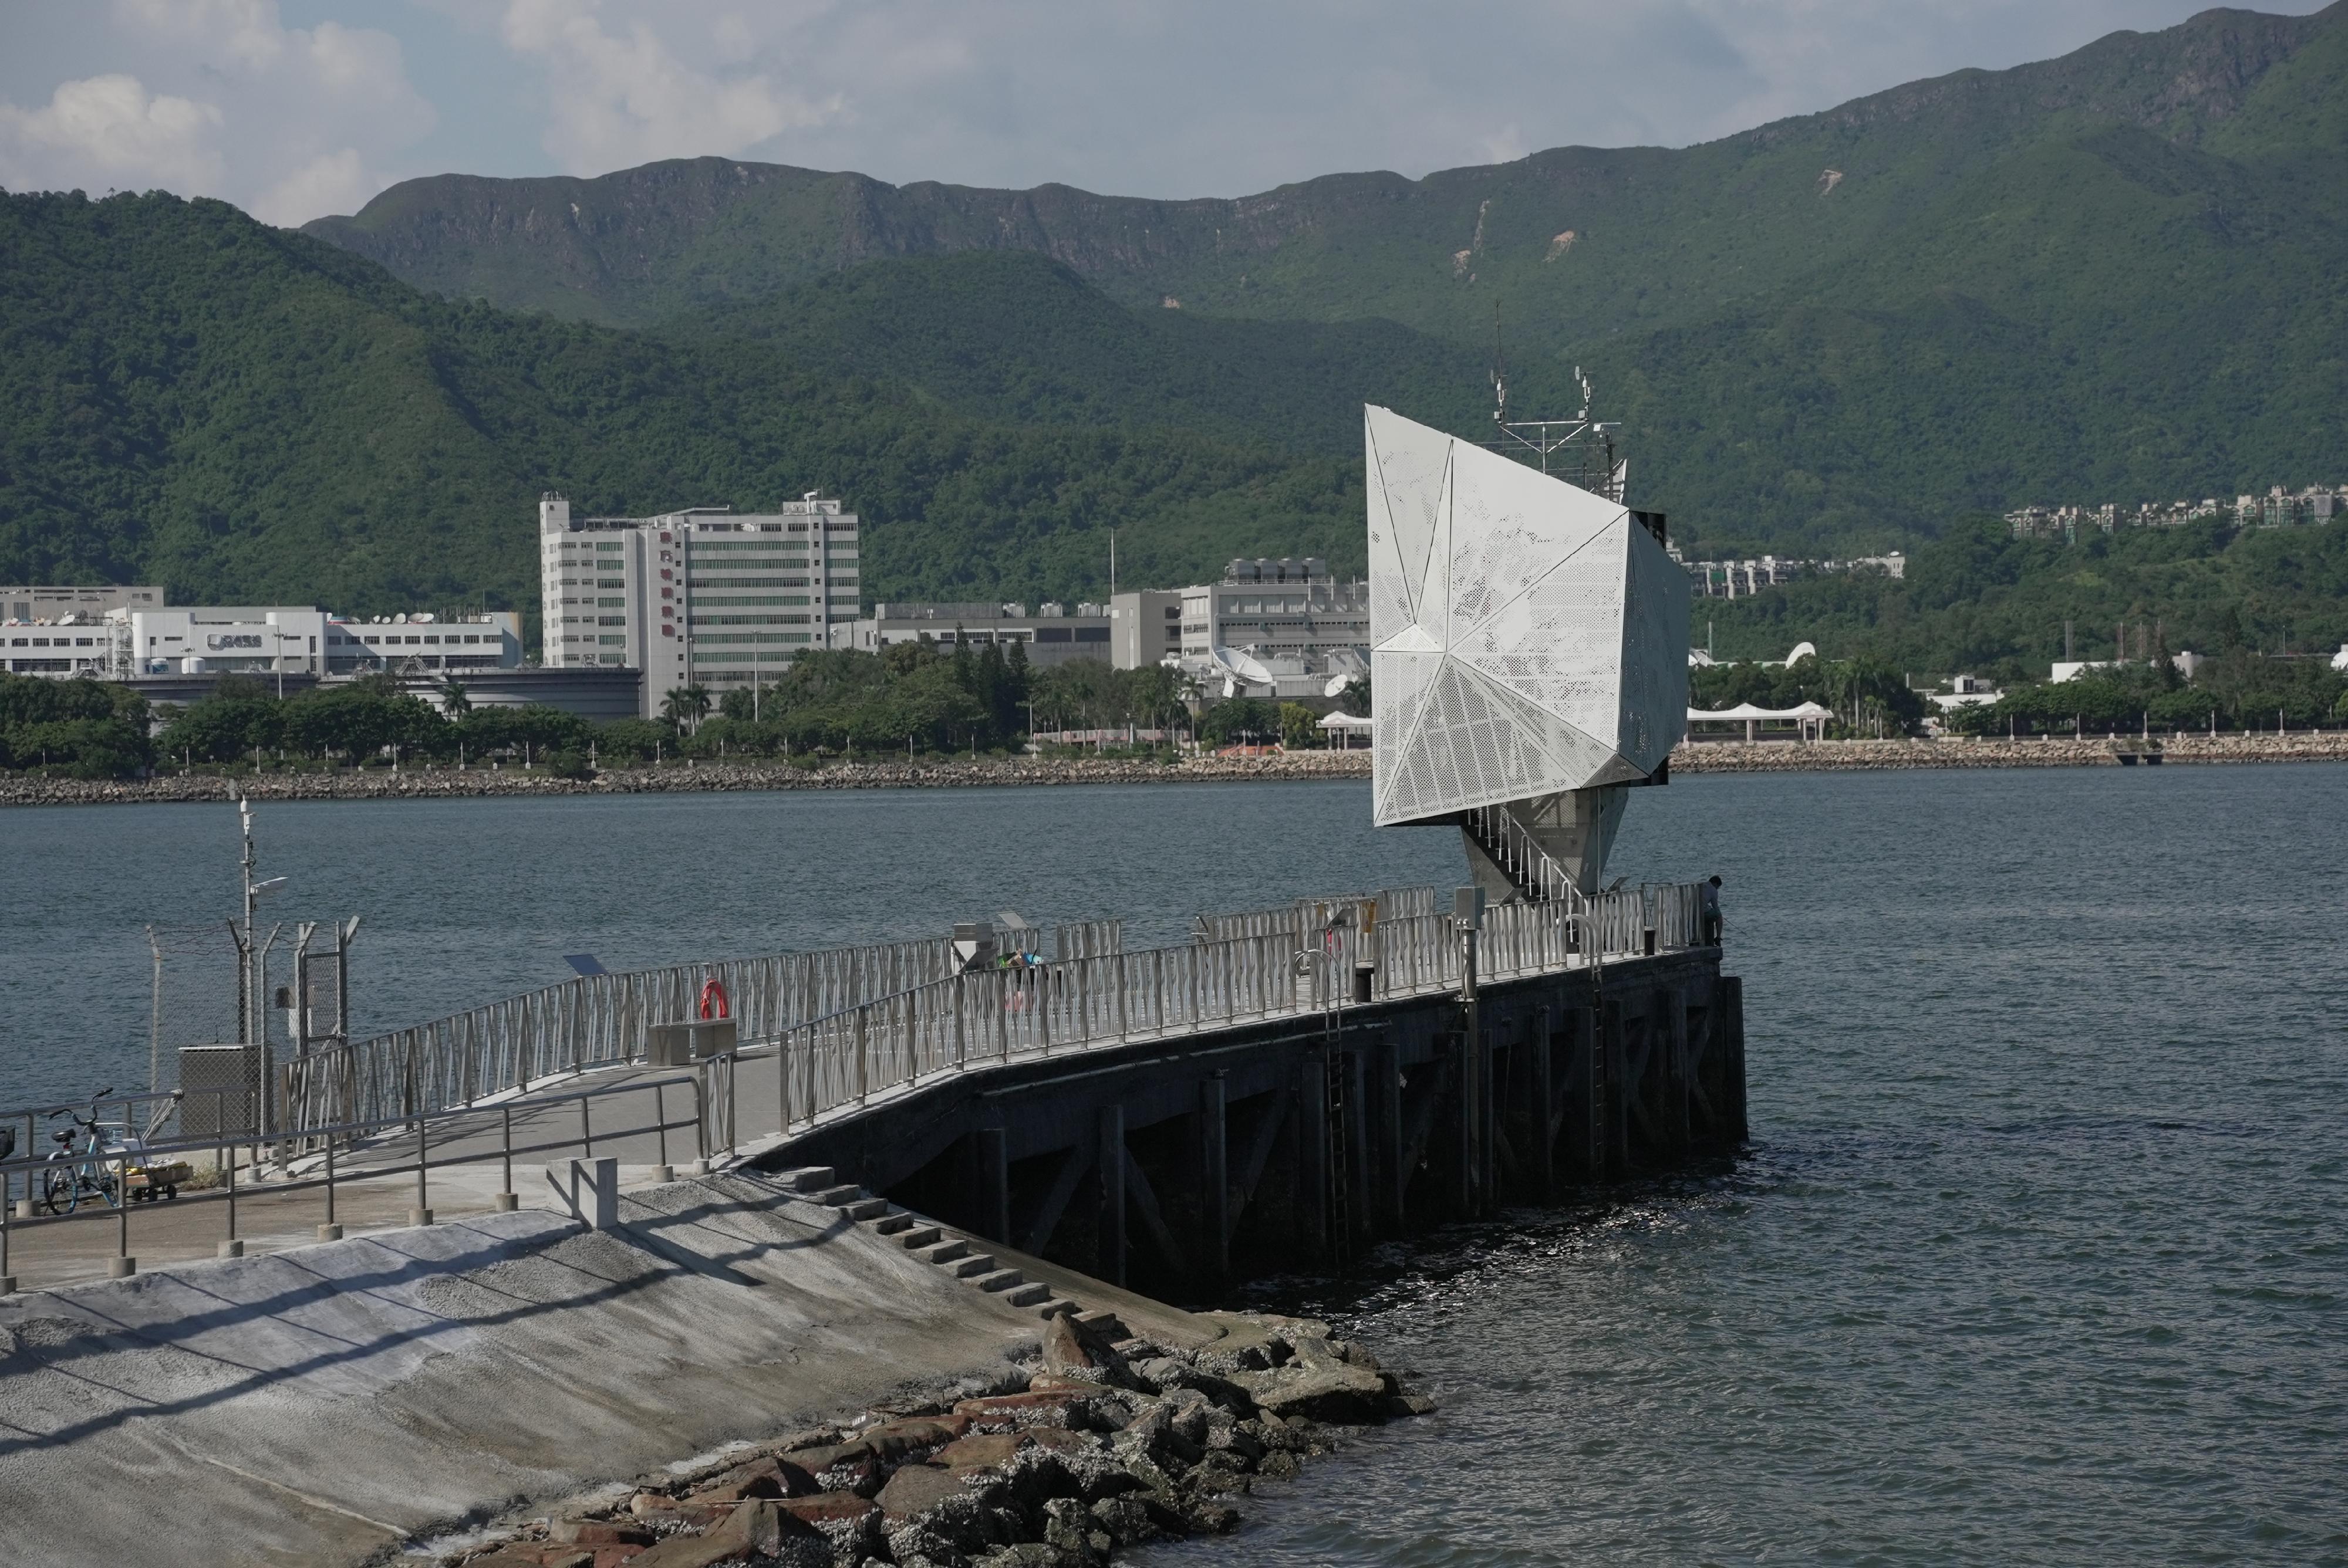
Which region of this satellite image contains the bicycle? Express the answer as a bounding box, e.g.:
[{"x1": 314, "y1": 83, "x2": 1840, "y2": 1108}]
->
[{"x1": 40, "y1": 1090, "x2": 126, "y2": 1216}]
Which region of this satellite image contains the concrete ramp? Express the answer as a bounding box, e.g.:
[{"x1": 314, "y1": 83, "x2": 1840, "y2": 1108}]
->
[{"x1": 0, "y1": 1174, "x2": 1047, "y2": 1568}]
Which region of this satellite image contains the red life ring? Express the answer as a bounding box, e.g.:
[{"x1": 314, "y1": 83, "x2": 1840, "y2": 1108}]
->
[{"x1": 698, "y1": 976, "x2": 731, "y2": 1020}]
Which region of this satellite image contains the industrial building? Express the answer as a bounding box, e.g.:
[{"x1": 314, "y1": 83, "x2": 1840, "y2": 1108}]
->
[
  {"x1": 855, "y1": 601, "x2": 1111, "y2": 667},
  {"x1": 4, "y1": 592, "x2": 522, "y2": 687},
  {"x1": 1106, "y1": 558, "x2": 1369, "y2": 698},
  {"x1": 538, "y1": 493, "x2": 861, "y2": 717}
]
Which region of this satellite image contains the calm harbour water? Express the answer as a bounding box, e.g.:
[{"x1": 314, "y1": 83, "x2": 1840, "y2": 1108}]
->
[{"x1": 4, "y1": 769, "x2": 2344, "y2": 1563}]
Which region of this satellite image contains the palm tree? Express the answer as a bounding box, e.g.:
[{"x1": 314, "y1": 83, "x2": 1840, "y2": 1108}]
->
[
  {"x1": 660, "y1": 684, "x2": 712, "y2": 735},
  {"x1": 440, "y1": 680, "x2": 471, "y2": 716}
]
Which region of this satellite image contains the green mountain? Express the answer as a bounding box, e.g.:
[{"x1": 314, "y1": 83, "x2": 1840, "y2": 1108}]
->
[
  {"x1": 0, "y1": 193, "x2": 1388, "y2": 618},
  {"x1": 298, "y1": 4, "x2": 2348, "y2": 550},
  {"x1": 4, "y1": 4, "x2": 2344, "y2": 626}
]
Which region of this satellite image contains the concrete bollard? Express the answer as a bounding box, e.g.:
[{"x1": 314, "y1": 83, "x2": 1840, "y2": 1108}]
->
[
  {"x1": 217, "y1": 1239, "x2": 244, "y2": 1259},
  {"x1": 107, "y1": 1257, "x2": 136, "y2": 1279},
  {"x1": 546, "y1": 1157, "x2": 619, "y2": 1231}
]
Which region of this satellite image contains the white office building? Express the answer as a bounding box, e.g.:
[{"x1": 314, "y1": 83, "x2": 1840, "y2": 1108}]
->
[
  {"x1": 3, "y1": 586, "x2": 164, "y2": 676},
  {"x1": 1111, "y1": 557, "x2": 1369, "y2": 697},
  {"x1": 538, "y1": 494, "x2": 862, "y2": 717},
  {"x1": 123, "y1": 606, "x2": 333, "y2": 678},
  {"x1": 856, "y1": 601, "x2": 1111, "y2": 667},
  {"x1": 326, "y1": 612, "x2": 524, "y2": 674}
]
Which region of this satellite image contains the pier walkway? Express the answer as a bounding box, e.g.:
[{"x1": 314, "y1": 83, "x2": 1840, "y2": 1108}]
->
[{"x1": 4, "y1": 879, "x2": 1732, "y2": 1295}]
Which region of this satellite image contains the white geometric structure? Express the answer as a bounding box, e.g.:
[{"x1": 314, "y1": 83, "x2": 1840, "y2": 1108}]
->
[{"x1": 1367, "y1": 404, "x2": 1690, "y2": 895}]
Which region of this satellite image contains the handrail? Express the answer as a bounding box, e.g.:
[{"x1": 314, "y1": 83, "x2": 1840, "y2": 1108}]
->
[{"x1": 0, "y1": 1070, "x2": 704, "y2": 1286}]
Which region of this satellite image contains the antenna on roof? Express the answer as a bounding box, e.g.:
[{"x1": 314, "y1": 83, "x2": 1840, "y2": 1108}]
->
[{"x1": 1490, "y1": 302, "x2": 1507, "y2": 424}]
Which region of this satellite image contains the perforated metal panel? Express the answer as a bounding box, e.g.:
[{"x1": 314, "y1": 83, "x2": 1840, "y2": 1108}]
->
[{"x1": 1367, "y1": 405, "x2": 1689, "y2": 827}]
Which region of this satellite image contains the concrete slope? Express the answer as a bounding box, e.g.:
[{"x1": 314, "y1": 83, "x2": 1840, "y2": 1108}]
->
[{"x1": 0, "y1": 1174, "x2": 1046, "y2": 1568}]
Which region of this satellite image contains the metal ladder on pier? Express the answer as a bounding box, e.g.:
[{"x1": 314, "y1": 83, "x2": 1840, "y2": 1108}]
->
[{"x1": 1325, "y1": 1053, "x2": 1352, "y2": 1263}]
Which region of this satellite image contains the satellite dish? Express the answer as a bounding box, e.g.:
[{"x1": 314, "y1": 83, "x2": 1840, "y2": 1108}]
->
[
  {"x1": 1212, "y1": 647, "x2": 1275, "y2": 686},
  {"x1": 1324, "y1": 673, "x2": 1351, "y2": 698}
]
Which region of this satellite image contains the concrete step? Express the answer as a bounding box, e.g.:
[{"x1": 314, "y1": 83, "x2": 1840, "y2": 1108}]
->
[
  {"x1": 1001, "y1": 1282, "x2": 1052, "y2": 1307},
  {"x1": 778, "y1": 1167, "x2": 835, "y2": 1192},
  {"x1": 1037, "y1": 1299, "x2": 1081, "y2": 1319},
  {"x1": 810, "y1": 1184, "x2": 864, "y2": 1206},
  {"x1": 916, "y1": 1241, "x2": 969, "y2": 1266},
  {"x1": 946, "y1": 1253, "x2": 996, "y2": 1279},
  {"x1": 898, "y1": 1225, "x2": 943, "y2": 1250},
  {"x1": 971, "y1": 1269, "x2": 1024, "y2": 1293},
  {"x1": 837, "y1": 1197, "x2": 891, "y2": 1221},
  {"x1": 869, "y1": 1210, "x2": 915, "y2": 1234}
]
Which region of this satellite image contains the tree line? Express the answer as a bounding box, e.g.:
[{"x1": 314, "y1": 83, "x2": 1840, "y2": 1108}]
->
[
  {"x1": 0, "y1": 640, "x2": 1371, "y2": 779},
  {"x1": 1689, "y1": 647, "x2": 2348, "y2": 739}
]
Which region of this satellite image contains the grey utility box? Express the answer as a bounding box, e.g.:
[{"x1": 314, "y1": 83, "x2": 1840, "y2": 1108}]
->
[
  {"x1": 646, "y1": 1017, "x2": 738, "y2": 1066},
  {"x1": 178, "y1": 1044, "x2": 263, "y2": 1138}
]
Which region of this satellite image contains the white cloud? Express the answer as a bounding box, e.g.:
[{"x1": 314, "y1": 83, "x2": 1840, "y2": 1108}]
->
[
  {"x1": 0, "y1": 73, "x2": 224, "y2": 192},
  {"x1": 0, "y1": 1, "x2": 434, "y2": 224},
  {"x1": 500, "y1": 0, "x2": 839, "y2": 174}
]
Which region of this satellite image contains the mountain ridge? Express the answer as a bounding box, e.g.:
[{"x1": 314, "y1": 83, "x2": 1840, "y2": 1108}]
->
[{"x1": 302, "y1": 4, "x2": 2339, "y2": 337}]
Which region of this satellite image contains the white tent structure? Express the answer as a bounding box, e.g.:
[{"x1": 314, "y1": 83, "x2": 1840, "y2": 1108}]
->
[
  {"x1": 1317, "y1": 711, "x2": 1374, "y2": 748},
  {"x1": 1686, "y1": 701, "x2": 1832, "y2": 744},
  {"x1": 1366, "y1": 404, "x2": 1691, "y2": 897}
]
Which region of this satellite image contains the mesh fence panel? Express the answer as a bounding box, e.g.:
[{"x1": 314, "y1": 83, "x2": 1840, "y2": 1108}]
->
[{"x1": 146, "y1": 922, "x2": 240, "y2": 1091}]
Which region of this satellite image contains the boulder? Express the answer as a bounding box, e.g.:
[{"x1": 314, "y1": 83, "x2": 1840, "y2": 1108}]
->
[
  {"x1": 863, "y1": 1413, "x2": 973, "y2": 1459},
  {"x1": 625, "y1": 1499, "x2": 826, "y2": 1568},
  {"x1": 1118, "y1": 1403, "x2": 1203, "y2": 1468},
  {"x1": 547, "y1": 1518, "x2": 656, "y2": 1547},
  {"x1": 935, "y1": 1432, "x2": 1033, "y2": 1474},
  {"x1": 1232, "y1": 1362, "x2": 1389, "y2": 1425},
  {"x1": 464, "y1": 1549, "x2": 591, "y2": 1568},
  {"x1": 690, "y1": 1455, "x2": 814, "y2": 1504},
  {"x1": 774, "y1": 1491, "x2": 879, "y2": 1528},
  {"x1": 1040, "y1": 1496, "x2": 1107, "y2": 1565},
  {"x1": 878, "y1": 1463, "x2": 973, "y2": 1524},
  {"x1": 1087, "y1": 1496, "x2": 1160, "y2": 1547},
  {"x1": 1040, "y1": 1313, "x2": 1096, "y2": 1374}
]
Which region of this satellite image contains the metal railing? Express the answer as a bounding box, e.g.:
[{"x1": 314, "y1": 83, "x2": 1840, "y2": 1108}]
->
[
  {"x1": 1462, "y1": 805, "x2": 1589, "y2": 907},
  {"x1": 279, "y1": 933, "x2": 957, "y2": 1131},
  {"x1": 0, "y1": 1073, "x2": 702, "y2": 1288},
  {"x1": 685, "y1": 878, "x2": 1712, "y2": 1148}
]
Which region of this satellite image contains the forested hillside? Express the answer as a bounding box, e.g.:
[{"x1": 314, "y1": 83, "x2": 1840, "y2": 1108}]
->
[
  {"x1": 302, "y1": 6, "x2": 2348, "y2": 548},
  {"x1": 0, "y1": 193, "x2": 1391, "y2": 617},
  {"x1": 4, "y1": 5, "x2": 2343, "y2": 621}
]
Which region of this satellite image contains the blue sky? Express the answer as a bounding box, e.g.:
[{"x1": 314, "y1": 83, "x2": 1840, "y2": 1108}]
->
[{"x1": 1, "y1": 1, "x2": 2330, "y2": 225}]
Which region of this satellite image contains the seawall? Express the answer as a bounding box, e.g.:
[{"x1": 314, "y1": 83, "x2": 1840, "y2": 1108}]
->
[
  {"x1": 4, "y1": 732, "x2": 2342, "y2": 808},
  {"x1": 0, "y1": 1172, "x2": 1254, "y2": 1567}
]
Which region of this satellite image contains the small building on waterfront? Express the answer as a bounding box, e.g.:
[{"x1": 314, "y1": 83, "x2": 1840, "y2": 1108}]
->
[{"x1": 853, "y1": 601, "x2": 1111, "y2": 667}]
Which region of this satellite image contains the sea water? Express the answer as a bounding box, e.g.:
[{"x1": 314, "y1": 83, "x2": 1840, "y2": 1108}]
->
[{"x1": 3, "y1": 768, "x2": 2342, "y2": 1562}]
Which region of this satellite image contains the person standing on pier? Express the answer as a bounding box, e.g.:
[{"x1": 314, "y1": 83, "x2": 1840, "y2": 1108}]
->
[{"x1": 1702, "y1": 876, "x2": 1723, "y2": 945}]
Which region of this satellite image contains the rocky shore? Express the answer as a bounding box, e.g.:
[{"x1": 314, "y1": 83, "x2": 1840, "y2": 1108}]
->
[
  {"x1": 0, "y1": 752, "x2": 1372, "y2": 806},
  {"x1": 1671, "y1": 732, "x2": 2348, "y2": 772},
  {"x1": 446, "y1": 1308, "x2": 1427, "y2": 1568},
  {"x1": 5, "y1": 732, "x2": 2343, "y2": 807}
]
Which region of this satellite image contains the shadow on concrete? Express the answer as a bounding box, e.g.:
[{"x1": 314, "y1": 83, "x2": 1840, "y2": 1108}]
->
[{"x1": 0, "y1": 1178, "x2": 859, "y2": 1460}]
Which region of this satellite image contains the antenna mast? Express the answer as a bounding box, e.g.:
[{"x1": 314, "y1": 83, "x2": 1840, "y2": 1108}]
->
[{"x1": 1487, "y1": 333, "x2": 1627, "y2": 502}]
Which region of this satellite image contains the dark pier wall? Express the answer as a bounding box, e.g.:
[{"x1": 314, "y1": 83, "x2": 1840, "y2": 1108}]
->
[{"x1": 757, "y1": 951, "x2": 1742, "y2": 1299}]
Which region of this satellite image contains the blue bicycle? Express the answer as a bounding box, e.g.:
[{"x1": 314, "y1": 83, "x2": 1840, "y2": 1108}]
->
[{"x1": 39, "y1": 1091, "x2": 125, "y2": 1216}]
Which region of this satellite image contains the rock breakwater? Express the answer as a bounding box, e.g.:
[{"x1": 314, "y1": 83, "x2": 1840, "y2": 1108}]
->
[
  {"x1": 448, "y1": 1307, "x2": 1428, "y2": 1568},
  {"x1": 0, "y1": 753, "x2": 1375, "y2": 808},
  {"x1": 1672, "y1": 733, "x2": 2348, "y2": 772},
  {"x1": 5, "y1": 733, "x2": 2341, "y2": 809}
]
